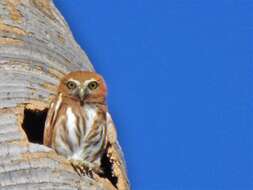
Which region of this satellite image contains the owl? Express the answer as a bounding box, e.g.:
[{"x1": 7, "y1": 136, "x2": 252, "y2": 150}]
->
[{"x1": 43, "y1": 71, "x2": 129, "y2": 189}]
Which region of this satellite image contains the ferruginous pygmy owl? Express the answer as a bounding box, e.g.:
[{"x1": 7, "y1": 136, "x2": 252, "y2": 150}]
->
[{"x1": 43, "y1": 71, "x2": 129, "y2": 189}]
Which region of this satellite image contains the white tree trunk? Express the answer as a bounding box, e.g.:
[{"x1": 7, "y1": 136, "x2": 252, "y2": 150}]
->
[{"x1": 0, "y1": 1, "x2": 129, "y2": 190}]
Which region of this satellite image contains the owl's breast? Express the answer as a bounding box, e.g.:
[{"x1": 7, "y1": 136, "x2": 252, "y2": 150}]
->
[
  {"x1": 53, "y1": 105, "x2": 85, "y2": 158},
  {"x1": 83, "y1": 104, "x2": 98, "y2": 137},
  {"x1": 53, "y1": 103, "x2": 106, "y2": 162},
  {"x1": 81, "y1": 104, "x2": 107, "y2": 162},
  {"x1": 66, "y1": 107, "x2": 84, "y2": 149}
]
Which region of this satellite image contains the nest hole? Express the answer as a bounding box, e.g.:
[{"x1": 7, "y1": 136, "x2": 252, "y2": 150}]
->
[
  {"x1": 100, "y1": 145, "x2": 118, "y2": 188},
  {"x1": 22, "y1": 108, "x2": 48, "y2": 144}
]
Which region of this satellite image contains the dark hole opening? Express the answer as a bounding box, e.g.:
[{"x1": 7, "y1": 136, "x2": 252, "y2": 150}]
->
[
  {"x1": 22, "y1": 108, "x2": 48, "y2": 144},
  {"x1": 100, "y1": 145, "x2": 118, "y2": 188}
]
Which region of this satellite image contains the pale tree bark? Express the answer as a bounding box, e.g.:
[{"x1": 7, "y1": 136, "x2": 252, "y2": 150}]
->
[{"x1": 0, "y1": 0, "x2": 129, "y2": 190}]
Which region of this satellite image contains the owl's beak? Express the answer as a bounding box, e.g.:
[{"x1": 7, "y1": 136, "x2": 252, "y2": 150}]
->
[{"x1": 79, "y1": 88, "x2": 88, "y2": 101}]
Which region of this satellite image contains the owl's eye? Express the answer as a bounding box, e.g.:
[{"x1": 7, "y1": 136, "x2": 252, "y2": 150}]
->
[
  {"x1": 88, "y1": 81, "x2": 99, "y2": 90},
  {"x1": 66, "y1": 81, "x2": 77, "y2": 90}
]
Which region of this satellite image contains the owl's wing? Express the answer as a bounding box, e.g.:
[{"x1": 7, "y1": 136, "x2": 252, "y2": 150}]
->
[
  {"x1": 106, "y1": 112, "x2": 130, "y2": 190},
  {"x1": 43, "y1": 94, "x2": 62, "y2": 146}
]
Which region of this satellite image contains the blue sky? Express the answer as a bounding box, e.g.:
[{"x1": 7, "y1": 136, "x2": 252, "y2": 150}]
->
[{"x1": 54, "y1": 1, "x2": 252, "y2": 190}]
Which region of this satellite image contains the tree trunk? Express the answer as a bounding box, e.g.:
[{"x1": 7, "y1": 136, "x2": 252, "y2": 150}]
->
[{"x1": 0, "y1": 1, "x2": 129, "y2": 190}]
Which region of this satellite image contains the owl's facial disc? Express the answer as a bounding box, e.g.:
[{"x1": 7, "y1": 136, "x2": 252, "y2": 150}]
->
[{"x1": 65, "y1": 79, "x2": 100, "y2": 102}]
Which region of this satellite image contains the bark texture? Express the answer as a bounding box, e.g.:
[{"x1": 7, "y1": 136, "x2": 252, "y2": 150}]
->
[{"x1": 0, "y1": 0, "x2": 129, "y2": 190}]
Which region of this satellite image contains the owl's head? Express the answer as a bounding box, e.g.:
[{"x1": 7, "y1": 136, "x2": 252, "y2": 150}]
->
[{"x1": 58, "y1": 71, "x2": 107, "y2": 103}]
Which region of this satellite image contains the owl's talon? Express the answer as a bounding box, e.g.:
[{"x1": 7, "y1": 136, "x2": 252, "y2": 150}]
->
[
  {"x1": 86, "y1": 169, "x2": 94, "y2": 178},
  {"x1": 82, "y1": 164, "x2": 94, "y2": 178},
  {"x1": 69, "y1": 159, "x2": 95, "y2": 177},
  {"x1": 71, "y1": 162, "x2": 82, "y2": 176}
]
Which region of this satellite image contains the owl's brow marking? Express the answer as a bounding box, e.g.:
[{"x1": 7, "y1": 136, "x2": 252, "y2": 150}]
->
[
  {"x1": 83, "y1": 78, "x2": 97, "y2": 86},
  {"x1": 67, "y1": 78, "x2": 80, "y2": 85}
]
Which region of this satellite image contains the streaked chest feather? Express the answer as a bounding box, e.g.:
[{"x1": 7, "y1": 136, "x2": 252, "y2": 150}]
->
[
  {"x1": 53, "y1": 103, "x2": 105, "y2": 160},
  {"x1": 83, "y1": 104, "x2": 98, "y2": 136},
  {"x1": 66, "y1": 107, "x2": 79, "y2": 145},
  {"x1": 64, "y1": 105, "x2": 99, "y2": 146}
]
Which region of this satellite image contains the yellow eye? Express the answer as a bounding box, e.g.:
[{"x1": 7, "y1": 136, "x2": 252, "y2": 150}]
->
[
  {"x1": 88, "y1": 81, "x2": 99, "y2": 90},
  {"x1": 66, "y1": 81, "x2": 77, "y2": 89}
]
